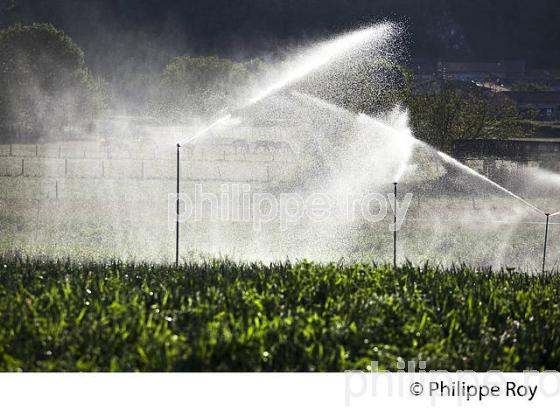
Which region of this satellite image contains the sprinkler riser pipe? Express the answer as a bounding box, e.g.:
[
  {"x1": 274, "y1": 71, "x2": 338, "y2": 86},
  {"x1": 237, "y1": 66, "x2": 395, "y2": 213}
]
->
[
  {"x1": 393, "y1": 182, "x2": 397, "y2": 269},
  {"x1": 543, "y1": 213, "x2": 550, "y2": 274},
  {"x1": 176, "y1": 144, "x2": 180, "y2": 267}
]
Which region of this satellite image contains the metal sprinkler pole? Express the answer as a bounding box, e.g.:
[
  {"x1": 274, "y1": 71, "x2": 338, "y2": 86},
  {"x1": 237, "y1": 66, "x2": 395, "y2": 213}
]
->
[
  {"x1": 543, "y1": 213, "x2": 550, "y2": 274},
  {"x1": 393, "y1": 182, "x2": 398, "y2": 269},
  {"x1": 176, "y1": 144, "x2": 181, "y2": 267}
]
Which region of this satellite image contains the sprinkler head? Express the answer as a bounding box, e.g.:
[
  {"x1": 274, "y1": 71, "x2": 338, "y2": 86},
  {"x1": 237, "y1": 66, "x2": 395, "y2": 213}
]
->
[{"x1": 177, "y1": 143, "x2": 181, "y2": 148}]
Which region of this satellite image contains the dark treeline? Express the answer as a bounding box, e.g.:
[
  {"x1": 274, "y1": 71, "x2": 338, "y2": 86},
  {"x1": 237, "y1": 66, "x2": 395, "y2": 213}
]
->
[
  {"x1": 1, "y1": 1, "x2": 549, "y2": 143},
  {"x1": 2, "y1": 0, "x2": 560, "y2": 76},
  {"x1": 1, "y1": 0, "x2": 559, "y2": 135}
]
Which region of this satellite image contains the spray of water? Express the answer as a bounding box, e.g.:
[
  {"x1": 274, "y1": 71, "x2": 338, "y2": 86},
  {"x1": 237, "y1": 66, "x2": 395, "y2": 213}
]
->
[
  {"x1": 293, "y1": 91, "x2": 420, "y2": 187},
  {"x1": 247, "y1": 23, "x2": 396, "y2": 105},
  {"x1": 125, "y1": 22, "x2": 557, "y2": 269},
  {"x1": 291, "y1": 91, "x2": 355, "y2": 120},
  {"x1": 511, "y1": 166, "x2": 560, "y2": 215},
  {"x1": 436, "y1": 151, "x2": 545, "y2": 215},
  {"x1": 15, "y1": 20, "x2": 556, "y2": 270},
  {"x1": 176, "y1": 24, "x2": 396, "y2": 148},
  {"x1": 286, "y1": 91, "x2": 544, "y2": 220},
  {"x1": 357, "y1": 113, "x2": 416, "y2": 183},
  {"x1": 178, "y1": 114, "x2": 241, "y2": 146},
  {"x1": 295, "y1": 89, "x2": 547, "y2": 220}
]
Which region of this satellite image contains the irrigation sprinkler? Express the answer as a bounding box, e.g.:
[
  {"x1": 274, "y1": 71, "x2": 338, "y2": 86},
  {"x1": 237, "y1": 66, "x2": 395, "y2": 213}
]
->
[
  {"x1": 176, "y1": 143, "x2": 180, "y2": 267},
  {"x1": 393, "y1": 182, "x2": 398, "y2": 269},
  {"x1": 542, "y1": 213, "x2": 550, "y2": 274}
]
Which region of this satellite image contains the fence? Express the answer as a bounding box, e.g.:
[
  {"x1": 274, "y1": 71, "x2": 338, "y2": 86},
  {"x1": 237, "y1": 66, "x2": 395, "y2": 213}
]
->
[{"x1": 0, "y1": 142, "x2": 299, "y2": 201}]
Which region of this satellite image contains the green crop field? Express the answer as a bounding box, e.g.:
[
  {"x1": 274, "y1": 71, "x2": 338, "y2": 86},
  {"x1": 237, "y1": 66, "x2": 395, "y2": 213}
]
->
[{"x1": 1, "y1": 257, "x2": 559, "y2": 371}]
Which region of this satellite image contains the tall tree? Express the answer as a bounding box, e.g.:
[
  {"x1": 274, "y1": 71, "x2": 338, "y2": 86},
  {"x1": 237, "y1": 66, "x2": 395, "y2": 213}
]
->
[
  {"x1": 0, "y1": 23, "x2": 107, "y2": 141},
  {"x1": 407, "y1": 81, "x2": 526, "y2": 151}
]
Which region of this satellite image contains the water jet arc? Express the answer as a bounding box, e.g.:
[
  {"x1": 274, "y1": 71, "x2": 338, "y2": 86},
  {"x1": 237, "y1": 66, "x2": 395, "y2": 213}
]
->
[{"x1": 436, "y1": 151, "x2": 545, "y2": 216}]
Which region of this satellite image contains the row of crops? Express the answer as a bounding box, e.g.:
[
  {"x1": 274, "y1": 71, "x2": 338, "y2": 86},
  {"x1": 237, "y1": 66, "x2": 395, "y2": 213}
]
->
[{"x1": 1, "y1": 257, "x2": 559, "y2": 371}]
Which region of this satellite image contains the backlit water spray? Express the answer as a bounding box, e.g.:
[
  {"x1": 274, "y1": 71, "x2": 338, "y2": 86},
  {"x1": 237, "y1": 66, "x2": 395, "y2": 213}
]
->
[
  {"x1": 435, "y1": 151, "x2": 552, "y2": 272},
  {"x1": 292, "y1": 91, "x2": 552, "y2": 269},
  {"x1": 175, "y1": 23, "x2": 399, "y2": 263},
  {"x1": 247, "y1": 23, "x2": 396, "y2": 105},
  {"x1": 15, "y1": 20, "x2": 555, "y2": 270},
  {"x1": 179, "y1": 114, "x2": 240, "y2": 146},
  {"x1": 436, "y1": 151, "x2": 545, "y2": 215},
  {"x1": 297, "y1": 91, "x2": 544, "y2": 210}
]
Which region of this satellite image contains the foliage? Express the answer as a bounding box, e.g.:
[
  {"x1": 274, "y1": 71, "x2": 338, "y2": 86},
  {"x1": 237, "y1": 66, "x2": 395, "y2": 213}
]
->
[
  {"x1": 1, "y1": 258, "x2": 559, "y2": 371},
  {"x1": 2, "y1": 0, "x2": 559, "y2": 108},
  {"x1": 0, "y1": 23, "x2": 107, "y2": 141},
  {"x1": 407, "y1": 81, "x2": 527, "y2": 151},
  {"x1": 152, "y1": 56, "x2": 252, "y2": 122}
]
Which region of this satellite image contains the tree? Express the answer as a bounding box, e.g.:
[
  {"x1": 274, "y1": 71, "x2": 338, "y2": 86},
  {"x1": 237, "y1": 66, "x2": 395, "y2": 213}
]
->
[
  {"x1": 407, "y1": 81, "x2": 526, "y2": 151},
  {"x1": 153, "y1": 56, "x2": 252, "y2": 122},
  {"x1": 0, "y1": 23, "x2": 107, "y2": 141}
]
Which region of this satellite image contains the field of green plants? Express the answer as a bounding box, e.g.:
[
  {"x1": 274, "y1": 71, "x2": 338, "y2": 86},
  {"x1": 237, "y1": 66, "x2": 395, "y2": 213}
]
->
[{"x1": 1, "y1": 257, "x2": 559, "y2": 371}]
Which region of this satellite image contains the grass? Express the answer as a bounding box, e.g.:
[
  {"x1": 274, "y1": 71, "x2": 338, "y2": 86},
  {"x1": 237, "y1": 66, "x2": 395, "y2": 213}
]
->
[{"x1": 1, "y1": 257, "x2": 559, "y2": 371}]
